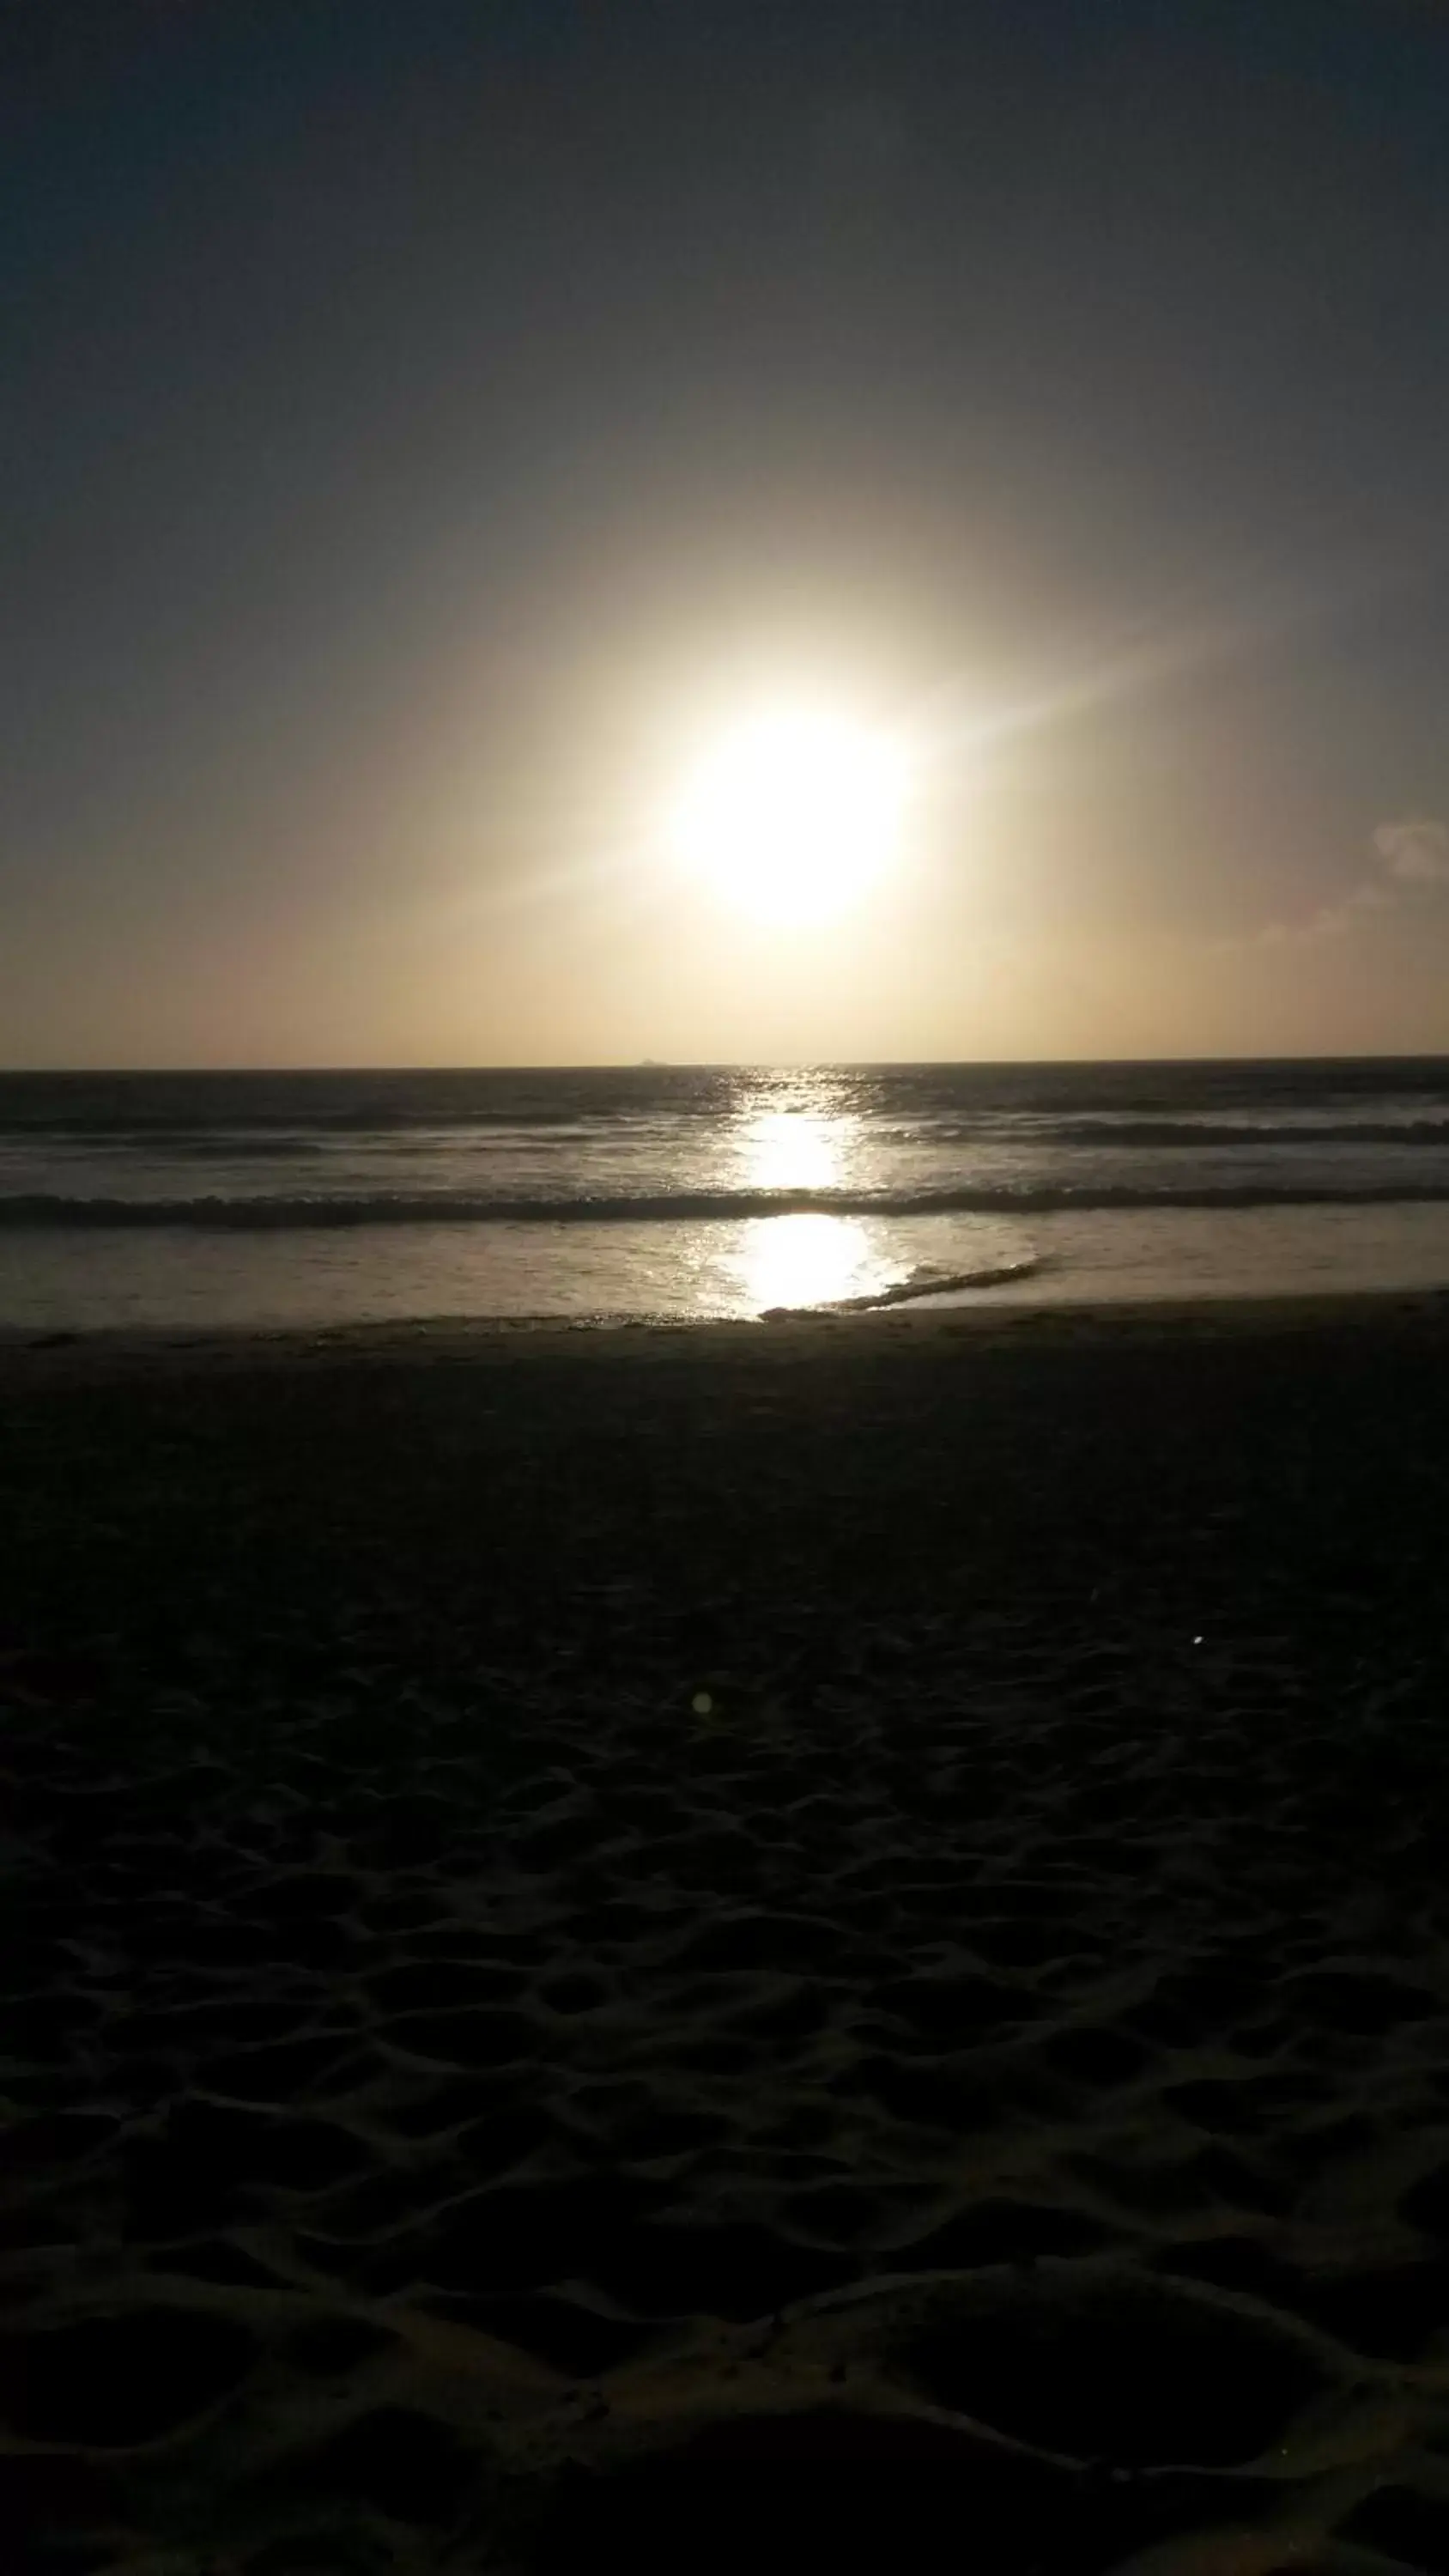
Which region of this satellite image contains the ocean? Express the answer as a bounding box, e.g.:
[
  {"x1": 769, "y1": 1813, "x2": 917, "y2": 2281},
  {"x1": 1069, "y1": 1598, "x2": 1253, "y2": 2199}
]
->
[{"x1": 3, "y1": 1060, "x2": 1449, "y2": 1334}]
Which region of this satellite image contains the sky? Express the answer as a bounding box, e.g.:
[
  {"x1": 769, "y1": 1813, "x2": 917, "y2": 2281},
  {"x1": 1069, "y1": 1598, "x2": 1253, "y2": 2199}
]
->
[{"x1": 4, "y1": 0, "x2": 1449, "y2": 1066}]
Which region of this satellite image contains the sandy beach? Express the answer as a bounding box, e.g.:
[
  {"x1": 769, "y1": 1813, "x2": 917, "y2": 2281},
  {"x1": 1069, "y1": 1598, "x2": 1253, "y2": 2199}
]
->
[{"x1": 6, "y1": 1295, "x2": 1449, "y2": 2573}]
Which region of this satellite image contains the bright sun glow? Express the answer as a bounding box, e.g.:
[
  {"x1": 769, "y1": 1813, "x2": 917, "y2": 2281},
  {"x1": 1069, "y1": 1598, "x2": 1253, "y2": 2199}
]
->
[{"x1": 670, "y1": 708, "x2": 910, "y2": 924}]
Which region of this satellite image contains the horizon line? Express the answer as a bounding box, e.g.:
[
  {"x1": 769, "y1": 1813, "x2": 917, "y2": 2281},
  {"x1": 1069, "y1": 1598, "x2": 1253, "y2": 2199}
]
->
[{"x1": 1, "y1": 1049, "x2": 1448, "y2": 1079}]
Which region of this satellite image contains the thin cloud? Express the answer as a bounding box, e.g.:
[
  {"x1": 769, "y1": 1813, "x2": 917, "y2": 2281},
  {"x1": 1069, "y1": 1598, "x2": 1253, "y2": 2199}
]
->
[
  {"x1": 1248, "y1": 814, "x2": 1449, "y2": 945},
  {"x1": 1373, "y1": 817, "x2": 1449, "y2": 883}
]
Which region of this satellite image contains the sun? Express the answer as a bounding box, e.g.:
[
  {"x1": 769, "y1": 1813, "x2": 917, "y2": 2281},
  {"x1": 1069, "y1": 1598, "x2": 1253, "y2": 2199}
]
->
[{"x1": 669, "y1": 708, "x2": 910, "y2": 924}]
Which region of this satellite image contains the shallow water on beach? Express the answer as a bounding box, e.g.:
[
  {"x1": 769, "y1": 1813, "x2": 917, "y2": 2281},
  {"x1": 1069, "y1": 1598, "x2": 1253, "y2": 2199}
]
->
[{"x1": 3, "y1": 1060, "x2": 1449, "y2": 1329}]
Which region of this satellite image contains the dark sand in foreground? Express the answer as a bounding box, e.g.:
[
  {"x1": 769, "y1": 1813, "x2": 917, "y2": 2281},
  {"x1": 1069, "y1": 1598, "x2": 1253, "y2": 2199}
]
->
[{"x1": 6, "y1": 1297, "x2": 1449, "y2": 2573}]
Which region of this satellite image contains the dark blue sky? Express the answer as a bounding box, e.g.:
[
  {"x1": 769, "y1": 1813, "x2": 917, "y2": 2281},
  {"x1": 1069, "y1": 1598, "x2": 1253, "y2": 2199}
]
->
[{"x1": 5, "y1": 0, "x2": 1449, "y2": 1062}]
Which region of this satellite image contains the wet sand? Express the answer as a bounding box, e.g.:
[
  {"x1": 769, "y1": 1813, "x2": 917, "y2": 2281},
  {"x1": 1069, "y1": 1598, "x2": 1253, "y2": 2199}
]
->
[{"x1": 6, "y1": 1295, "x2": 1449, "y2": 2572}]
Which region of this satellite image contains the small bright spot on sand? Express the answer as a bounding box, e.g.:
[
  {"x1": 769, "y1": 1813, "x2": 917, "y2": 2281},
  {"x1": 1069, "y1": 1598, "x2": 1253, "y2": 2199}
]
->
[{"x1": 692, "y1": 1691, "x2": 713, "y2": 1715}]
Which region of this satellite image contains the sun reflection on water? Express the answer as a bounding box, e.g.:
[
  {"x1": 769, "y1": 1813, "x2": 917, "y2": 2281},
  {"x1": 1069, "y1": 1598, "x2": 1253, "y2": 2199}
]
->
[
  {"x1": 721, "y1": 1084, "x2": 898, "y2": 1312},
  {"x1": 736, "y1": 1212, "x2": 890, "y2": 1313},
  {"x1": 736, "y1": 1107, "x2": 847, "y2": 1194}
]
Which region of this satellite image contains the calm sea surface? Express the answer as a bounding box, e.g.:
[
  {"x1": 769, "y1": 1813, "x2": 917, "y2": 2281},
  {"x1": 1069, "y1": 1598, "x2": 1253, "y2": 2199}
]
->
[{"x1": 3, "y1": 1061, "x2": 1449, "y2": 1332}]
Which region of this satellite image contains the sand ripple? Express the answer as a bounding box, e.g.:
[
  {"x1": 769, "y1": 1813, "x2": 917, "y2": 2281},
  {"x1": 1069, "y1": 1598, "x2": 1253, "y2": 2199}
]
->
[{"x1": 5, "y1": 1309, "x2": 1449, "y2": 2567}]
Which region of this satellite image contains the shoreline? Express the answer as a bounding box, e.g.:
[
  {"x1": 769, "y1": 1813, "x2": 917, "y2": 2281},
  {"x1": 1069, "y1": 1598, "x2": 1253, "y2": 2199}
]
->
[{"x1": 3, "y1": 1278, "x2": 1448, "y2": 1378}]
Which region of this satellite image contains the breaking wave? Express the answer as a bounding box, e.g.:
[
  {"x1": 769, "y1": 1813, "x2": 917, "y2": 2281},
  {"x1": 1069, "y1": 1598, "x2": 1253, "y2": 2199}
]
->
[{"x1": 6, "y1": 1181, "x2": 1449, "y2": 1229}]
